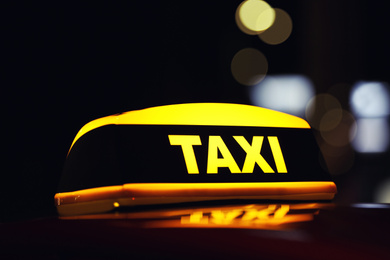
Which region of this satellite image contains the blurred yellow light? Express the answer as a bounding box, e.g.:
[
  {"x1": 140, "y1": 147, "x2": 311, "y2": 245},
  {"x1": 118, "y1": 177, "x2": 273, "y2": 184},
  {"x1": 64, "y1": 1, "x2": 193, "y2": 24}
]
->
[
  {"x1": 211, "y1": 210, "x2": 243, "y2": 224},
  {"x1": 259, "y1": 8, "x2": 293, "y2": 45},
  {"x1": 236, "y1": 0, "x2": 275, "y2": 35},
  {"x1": 274, "y1": 204, "x2": 289, "y2": 218},
  {"x1": 231, "y1": 48, "x2": 268, "y2": 86},
  {"x1": 179, "y1": 203, "x2": 325, "y2": 229}
]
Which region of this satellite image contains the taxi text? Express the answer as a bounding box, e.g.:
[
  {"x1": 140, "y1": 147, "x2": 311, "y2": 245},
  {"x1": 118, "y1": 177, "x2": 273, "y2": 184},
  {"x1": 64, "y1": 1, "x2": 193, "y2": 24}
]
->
[{"x1": 168, "y1": 135, "x2": 287, "y2": 174}]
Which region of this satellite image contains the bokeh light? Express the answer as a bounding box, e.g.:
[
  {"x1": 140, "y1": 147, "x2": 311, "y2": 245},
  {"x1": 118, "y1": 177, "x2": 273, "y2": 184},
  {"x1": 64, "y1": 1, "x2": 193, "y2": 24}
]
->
[
  {"x1": 249, "y1": 74, "x2": 314, "y2": 117},
  {"x1": 350, "y1": 81, "x2": 390, "y2": 153},
  {"x1": 319, "y1": 110, "x2": 356, "y2": 175},
  {"x1": 306, "y1": 94, "x2": 357, "y2": 175},
  {"x1": 235, "y1": 0, "x2": 275, "y2": 35},
  {"x1": 352, "y1": 118, "x2": 389, "y2": 153},
  {"x1": 319, "y1": 109, "x2": 343, "y2": 132},
  {"x1": 258, "y1": 8, "x2": 293, "y2": 45},
  {"x1": 231, "y1": 48, "x2": 268, "y2": 86},
  {"x1": 305, "y1": 94, "x2": 342, "y2": 130},
  {"x1": 320, "y1": 110, "x2": 356, "y2": 147},
  {"x1": 350, "y1": 81, "x2": 390, "y2": 118}
]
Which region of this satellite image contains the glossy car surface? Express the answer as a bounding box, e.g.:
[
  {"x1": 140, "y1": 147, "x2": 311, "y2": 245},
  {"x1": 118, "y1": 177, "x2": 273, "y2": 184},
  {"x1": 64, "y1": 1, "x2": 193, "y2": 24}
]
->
[{"x1": 2, "y1": 202, "x2": 390, "y2": 259}]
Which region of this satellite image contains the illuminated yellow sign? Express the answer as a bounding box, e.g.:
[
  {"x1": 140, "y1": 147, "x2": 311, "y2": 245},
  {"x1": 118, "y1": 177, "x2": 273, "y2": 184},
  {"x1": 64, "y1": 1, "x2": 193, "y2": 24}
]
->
[
  {"x1": 68, "y1": 103, "x2": 310, "y2": 153},
  {"x1": 57, "y1": 103, "x2": 337, "y2": 217},
  {"x1": 169, "y1": 135, "x2": 287, "y2": 174}
]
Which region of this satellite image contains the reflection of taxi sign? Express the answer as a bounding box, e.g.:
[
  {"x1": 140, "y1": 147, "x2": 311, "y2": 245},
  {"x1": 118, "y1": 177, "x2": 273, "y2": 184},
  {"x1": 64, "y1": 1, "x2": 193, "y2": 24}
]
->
[
  {"x1": 61, "y1": 203, "x2": 332, "y2": 230},
  {"x1": 55, "y1": 103, "x2": 337, "y2": 216}
]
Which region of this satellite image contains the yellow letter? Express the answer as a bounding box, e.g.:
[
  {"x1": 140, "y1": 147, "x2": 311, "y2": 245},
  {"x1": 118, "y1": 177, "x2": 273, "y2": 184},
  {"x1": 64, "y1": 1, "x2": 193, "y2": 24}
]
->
[
  {"x1": 207, "y1": 136, "x2": 241, "y2": 174},
  {"x1": 181, "y1": 211, "x2": 209, "y2": 224},
  {"x1": 268, "y1": 136, "x2": 287, "y2": 173},
  {"x1": 233, "y1": 136, "x2": 274, "y2": 173},
  {"x1": 211, "y1": 209, "x2": 243, "y2": 224},
  {"x1": 274, "y1": 205, "x2": 290, "y2": 219},
  {"x1": 168, "y1": 135, "x2": 202, "y2": 174},
  {"x1": 256, "y1": 204, "x2": 277, "y2": 219}
]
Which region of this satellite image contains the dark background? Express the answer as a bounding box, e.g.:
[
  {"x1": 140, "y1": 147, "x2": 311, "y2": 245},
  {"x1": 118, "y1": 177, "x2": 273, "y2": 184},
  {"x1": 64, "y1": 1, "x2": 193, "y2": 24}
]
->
[{"x1": 2, "y1": 1, "x2": 390, "y2": 221}]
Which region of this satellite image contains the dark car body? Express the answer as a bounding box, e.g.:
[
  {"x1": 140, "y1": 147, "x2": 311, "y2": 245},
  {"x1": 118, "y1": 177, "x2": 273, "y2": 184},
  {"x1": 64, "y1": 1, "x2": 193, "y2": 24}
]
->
[{"x1": 2, "y1": 202, "x2": 390, "y2": 259}]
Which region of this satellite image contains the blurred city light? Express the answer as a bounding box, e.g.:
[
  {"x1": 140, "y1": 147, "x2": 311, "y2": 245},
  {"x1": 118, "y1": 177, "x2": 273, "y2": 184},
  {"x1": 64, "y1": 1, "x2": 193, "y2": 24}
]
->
[
  {"x1": 231, "y1": 48, "x2": 268, "y2": 86},
  {"x1": 350, "y1": 81, "x2": 390, "y2": 118},
  {"x1": 235, "y1": 1, "x2": 293, "y2": 45},
  {"x1": 320, "y1": 110, "x2": 356, "y2": 147},
  {"x1": 249, "y1": 75, "x2": 314, "y2": 118},
  {"x1": 319, "y1": 110, "x2": 356, "y2": 175},
  {"x1": 305, "y1": 94, "x2": 342, "y2": 130},
  {"x1": 350, "y1": 81, "x2": 390, "y2": 153},
  {"x1": 305, "y1": 94, "x2": 357, "y2": 175},
  {"x1": 236, "y1": 0, "x2": 275, "y2": 35},
  {"x1": 258, "y1": 8, "x2": 293, "y2": 45},
  {"x1": 352, "y1": 203, "x2": 390, "y2": 209},
  {"x1": 352, "y1": 118, "x2": 389, "y2": 153},
  {"x1": 319, "y1": 109, "x2": 343, "y2": 132}
]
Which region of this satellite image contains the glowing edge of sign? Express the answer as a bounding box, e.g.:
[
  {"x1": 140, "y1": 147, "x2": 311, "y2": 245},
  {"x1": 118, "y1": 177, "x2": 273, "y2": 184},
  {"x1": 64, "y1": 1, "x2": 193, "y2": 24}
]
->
[
  {"x1": 55, "y1": 182, "x2": 336, "y2": 216},
  {"x1": 69, "y1": 103, "x2": 310, "y2": 153}
]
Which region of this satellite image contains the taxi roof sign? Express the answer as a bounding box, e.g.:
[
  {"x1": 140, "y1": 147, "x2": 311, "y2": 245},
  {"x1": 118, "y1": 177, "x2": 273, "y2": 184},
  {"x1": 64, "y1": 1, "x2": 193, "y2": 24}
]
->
[
  {"x1": 69, "y1": 103, "x2": 310, "y2": 152},
  {"x1": 55, "y1": 103, "x2": 336, "y2": 216}
]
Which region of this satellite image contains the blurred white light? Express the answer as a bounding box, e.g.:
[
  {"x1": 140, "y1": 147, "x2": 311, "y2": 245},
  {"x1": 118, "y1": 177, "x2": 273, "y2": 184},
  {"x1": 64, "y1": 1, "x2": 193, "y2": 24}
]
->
[
  {"x1": 350, "y1": 81, "x2": 390, "y2": 118},
  {"x1": 351, "y1": 118, "x2": 389, "y2": 153},
  {"x1": 249, "y1": 75, "x2": 315, "y2": 118},
  {"x1": 352, "y1": 203, "x2": 390, "y2": 209}
]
